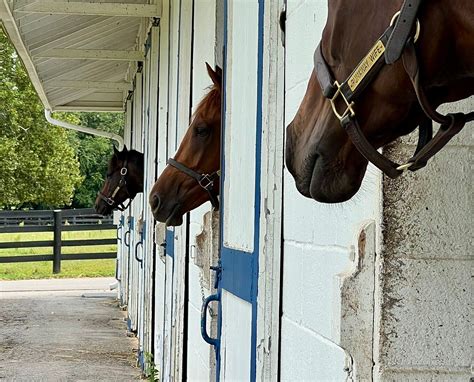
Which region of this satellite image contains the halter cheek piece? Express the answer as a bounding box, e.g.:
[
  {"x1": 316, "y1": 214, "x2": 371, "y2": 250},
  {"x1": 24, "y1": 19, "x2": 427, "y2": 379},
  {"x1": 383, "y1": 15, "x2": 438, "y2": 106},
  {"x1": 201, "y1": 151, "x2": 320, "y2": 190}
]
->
[
  {"x1": 167, "y1": 158, "x2": 220, "y2": 210},
  {"x1": 97, "y1": 160, "x2": 133, "y2": 211},
  {"x1": 314, "y1": 0, "x2": 474, "y2": 178}
]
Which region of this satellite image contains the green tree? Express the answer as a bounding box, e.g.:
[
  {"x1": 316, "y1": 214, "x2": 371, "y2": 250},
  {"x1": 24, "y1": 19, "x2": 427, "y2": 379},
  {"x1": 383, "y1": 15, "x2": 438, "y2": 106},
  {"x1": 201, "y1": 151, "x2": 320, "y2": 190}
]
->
[
  {"x1": 66, "y1": 112, "x2": 124, "y2": 208},
  {"x1": 0, "y1": 28, "x2": 82, "y2": 208}
]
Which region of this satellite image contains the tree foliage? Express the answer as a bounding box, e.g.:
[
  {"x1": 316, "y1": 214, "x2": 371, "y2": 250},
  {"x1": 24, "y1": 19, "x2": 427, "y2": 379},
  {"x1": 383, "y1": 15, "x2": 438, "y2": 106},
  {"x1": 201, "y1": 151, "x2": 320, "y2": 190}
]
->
[
  {"x1": 0, "y1": 29, "x2": 82, "y2": 208},
  {"x1": 0, "y1": 29, "x2": 124, "y2": 209},
  {"x1": 67, "y1": 113, "x2": 124, "y2": 208}
]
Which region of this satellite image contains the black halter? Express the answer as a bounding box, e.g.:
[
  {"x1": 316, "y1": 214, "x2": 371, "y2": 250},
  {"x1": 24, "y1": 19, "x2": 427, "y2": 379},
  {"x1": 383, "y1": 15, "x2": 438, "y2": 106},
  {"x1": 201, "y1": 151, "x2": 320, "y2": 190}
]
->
[
  {"x1": 97, "y1": 160, "x2": 133, "y2": 211},
  {"x1": 314, "y1": 0, "x2": 474, "y2": 178},
  {"x1": 167, "y1": 158, "x2": 220, "y2": 209}
]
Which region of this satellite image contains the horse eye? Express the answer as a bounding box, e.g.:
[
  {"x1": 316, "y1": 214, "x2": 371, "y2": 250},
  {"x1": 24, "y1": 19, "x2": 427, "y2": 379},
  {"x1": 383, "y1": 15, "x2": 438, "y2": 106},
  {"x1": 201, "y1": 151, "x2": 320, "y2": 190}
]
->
[{"x1": 195, "y1": 125, "x2": 210, "y2": 137}]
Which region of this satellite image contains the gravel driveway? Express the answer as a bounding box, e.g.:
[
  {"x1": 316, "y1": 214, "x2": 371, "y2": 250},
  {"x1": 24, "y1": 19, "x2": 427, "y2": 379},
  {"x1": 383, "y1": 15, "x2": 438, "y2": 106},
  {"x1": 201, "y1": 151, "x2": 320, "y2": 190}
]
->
[{"x1": 0, "y1": 278, "x2": 141, "y2": 381}]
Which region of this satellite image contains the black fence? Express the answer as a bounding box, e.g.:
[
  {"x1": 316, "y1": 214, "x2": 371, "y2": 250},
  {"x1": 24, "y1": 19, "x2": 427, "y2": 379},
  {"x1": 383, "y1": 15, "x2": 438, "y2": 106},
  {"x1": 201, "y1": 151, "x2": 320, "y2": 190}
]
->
[{"x1": 0, "y1": 208, "x2": 117, "y2": 273}]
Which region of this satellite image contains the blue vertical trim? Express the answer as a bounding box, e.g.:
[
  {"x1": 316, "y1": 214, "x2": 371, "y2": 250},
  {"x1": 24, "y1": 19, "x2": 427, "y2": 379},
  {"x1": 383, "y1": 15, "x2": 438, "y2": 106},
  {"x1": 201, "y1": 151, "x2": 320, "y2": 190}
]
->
[{"x1": 250, "y1": 2, "x2": 265, "y2": 380}]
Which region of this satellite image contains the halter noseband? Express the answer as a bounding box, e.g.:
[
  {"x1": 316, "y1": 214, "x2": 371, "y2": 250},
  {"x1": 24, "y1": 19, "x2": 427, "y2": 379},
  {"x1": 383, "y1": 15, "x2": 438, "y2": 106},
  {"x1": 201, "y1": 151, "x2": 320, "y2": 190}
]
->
[
  {"x1": 97, "y1": 160, "x2": 133, "y2": 211},
  {"x1": 314, "y1": 0, "x2": 474, "y2": 178},
  {"x1": 167, "y1": 158, "x2": 220, "y2": 209}
]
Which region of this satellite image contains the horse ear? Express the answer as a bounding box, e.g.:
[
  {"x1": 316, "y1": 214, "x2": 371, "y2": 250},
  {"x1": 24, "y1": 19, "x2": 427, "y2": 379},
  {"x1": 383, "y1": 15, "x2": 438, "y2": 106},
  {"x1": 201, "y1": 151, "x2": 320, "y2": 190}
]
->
[
  {"x1": 113, "y1": 145, "x2": 120, "y2": 156},
  {"x1": 206, "y1": 62, "x2": 221, "y2": 87},
  {"x1": 123, "y1": 145, "x2": 128, "y2": 152}
]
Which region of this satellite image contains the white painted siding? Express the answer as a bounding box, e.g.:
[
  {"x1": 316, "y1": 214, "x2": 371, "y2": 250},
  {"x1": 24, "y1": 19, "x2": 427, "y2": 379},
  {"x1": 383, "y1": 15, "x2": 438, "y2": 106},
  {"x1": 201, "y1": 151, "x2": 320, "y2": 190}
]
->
[
  {"x1": 223, "y1": 0, "x2": 259, "y2": 253},
  {"x1": 187, "y1": 1, "x2": 218, "y2": 380},
  {"x1": 219, "y1": 290, "x2": 252, "y2": 382}
]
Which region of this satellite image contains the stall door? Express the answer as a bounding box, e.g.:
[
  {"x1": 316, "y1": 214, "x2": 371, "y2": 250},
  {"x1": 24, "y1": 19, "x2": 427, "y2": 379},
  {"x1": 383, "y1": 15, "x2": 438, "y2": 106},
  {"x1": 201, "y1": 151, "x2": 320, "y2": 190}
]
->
[{"x1": 216, "y1": 1, "x2": 264, "y2": 380}]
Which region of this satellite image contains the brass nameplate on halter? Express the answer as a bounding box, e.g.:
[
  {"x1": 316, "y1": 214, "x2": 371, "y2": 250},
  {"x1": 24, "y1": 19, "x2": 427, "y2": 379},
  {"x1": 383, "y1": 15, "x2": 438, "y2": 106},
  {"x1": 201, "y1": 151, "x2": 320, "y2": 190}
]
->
[{"x1": 348, "y1": 40, "x2": 385, "y2": 91}]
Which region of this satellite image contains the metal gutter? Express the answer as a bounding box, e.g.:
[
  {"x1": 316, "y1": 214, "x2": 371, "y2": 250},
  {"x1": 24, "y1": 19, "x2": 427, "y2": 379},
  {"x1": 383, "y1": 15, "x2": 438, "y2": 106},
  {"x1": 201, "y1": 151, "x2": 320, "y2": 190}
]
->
[{"x1": 45, "y1": 109, "x2": 124, "y2": 150}]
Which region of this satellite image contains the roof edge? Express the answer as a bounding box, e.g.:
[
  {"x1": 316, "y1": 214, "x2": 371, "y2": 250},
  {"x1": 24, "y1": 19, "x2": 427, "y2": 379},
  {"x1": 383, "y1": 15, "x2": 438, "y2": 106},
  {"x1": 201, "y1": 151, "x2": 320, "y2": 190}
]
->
[{"x1": 1, "y1": 0, "x2": 51, "y2": 110}]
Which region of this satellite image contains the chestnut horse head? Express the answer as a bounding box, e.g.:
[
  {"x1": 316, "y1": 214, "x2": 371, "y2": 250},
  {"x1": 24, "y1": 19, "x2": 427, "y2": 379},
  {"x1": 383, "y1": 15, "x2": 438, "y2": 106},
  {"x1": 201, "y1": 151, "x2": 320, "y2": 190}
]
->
[
  {"x1": 95, "y1": 146, "x2": 144, "y2": 215},
  {"x1": 286, "y1": 0, "x2": 474, "y2": 203},
  {"x1": 149, "y1": 64, "x2": 222, "y2": 226}
]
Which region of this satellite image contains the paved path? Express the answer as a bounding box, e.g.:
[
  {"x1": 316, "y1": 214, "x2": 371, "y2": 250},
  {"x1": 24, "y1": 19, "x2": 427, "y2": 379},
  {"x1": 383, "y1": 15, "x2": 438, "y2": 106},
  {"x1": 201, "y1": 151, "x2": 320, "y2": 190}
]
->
[{"x1": 0, "y1": 278, "x2": 141, "y2": 381}]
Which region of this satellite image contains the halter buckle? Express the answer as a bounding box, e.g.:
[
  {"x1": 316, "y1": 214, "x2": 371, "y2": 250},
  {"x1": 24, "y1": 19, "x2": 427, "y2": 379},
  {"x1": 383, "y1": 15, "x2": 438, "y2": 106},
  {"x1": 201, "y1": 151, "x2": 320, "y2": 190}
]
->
[
  {"x1": 330, "y1": 81, "x2": 355, "y2": 122},
  {"x1": 198, "y1": 174, "x2": 214, "y2": 190},
  {"x1": 396, "y1": 162, "x2": 413, "y2": 171}
]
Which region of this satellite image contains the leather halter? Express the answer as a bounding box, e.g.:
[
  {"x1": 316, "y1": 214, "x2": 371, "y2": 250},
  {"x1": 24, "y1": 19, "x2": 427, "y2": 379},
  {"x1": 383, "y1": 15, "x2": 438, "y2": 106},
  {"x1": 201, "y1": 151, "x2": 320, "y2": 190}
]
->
[
  {"x1": 167, "y1": 158, "x2": 220, "y2": 209},
  {"x1": 314, "y1": 0, "x2": 474, "y2": 178},
  {"x1": 97, "y1": 160, "x2": 133, "y2": 211}
]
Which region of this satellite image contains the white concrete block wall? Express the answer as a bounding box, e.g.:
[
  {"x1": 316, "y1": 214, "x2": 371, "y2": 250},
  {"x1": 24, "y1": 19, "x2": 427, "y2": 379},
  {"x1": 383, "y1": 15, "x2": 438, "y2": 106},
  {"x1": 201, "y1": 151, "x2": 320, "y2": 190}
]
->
[
  {"x1": 282, "y1": 0, "x2": 382, "y2": 379},
  {"x1": 378, "y1": 99, "x2": 473, "y2": 381}
]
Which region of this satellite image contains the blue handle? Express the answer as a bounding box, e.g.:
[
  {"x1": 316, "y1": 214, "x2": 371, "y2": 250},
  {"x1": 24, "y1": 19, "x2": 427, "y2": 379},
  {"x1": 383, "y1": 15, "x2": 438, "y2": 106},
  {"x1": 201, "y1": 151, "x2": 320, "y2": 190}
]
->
[
  {"x1": 201, "y1": 294, "x2": 219, "y2": 347},
  {"x1": 116, "y1": 221, "x2": 123, "y2": 242},
  {"x1": 124, "y1": 230, "x2": 131, "y2": 247}
]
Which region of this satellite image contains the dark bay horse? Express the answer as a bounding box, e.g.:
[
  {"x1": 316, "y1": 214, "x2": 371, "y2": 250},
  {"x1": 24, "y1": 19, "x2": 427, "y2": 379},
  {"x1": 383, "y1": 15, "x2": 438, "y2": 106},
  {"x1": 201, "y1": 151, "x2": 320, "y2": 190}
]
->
[
  {"x1": 286, "y1": 0, "x2": 474, "y2": 203},
  {"x1": 149, "y1": 64, "x2": 222, "y2": 226},
  {"x1": 95, "y1": 146, "x2": 144, "y2": 215}
]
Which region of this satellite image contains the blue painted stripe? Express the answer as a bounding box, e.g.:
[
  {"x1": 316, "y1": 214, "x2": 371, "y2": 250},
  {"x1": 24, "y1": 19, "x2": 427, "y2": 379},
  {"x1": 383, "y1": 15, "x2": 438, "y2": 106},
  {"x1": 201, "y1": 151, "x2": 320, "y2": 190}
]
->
[
  {"x1": 250, "y1": 2, "x2": 265, "y2": 380},
  {"x1": 165, "y1": 228, "x2": 174, "y2": 258},
  {"x1": 220, "y1": 248, "x2": 253, "y2": 302}
]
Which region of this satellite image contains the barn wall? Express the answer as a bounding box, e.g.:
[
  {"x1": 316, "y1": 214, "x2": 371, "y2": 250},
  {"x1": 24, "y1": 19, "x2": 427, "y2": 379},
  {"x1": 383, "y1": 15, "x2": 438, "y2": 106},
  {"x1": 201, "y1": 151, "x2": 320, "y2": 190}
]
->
[
  {"x1": 377, "y1": 99, "x2": 473, "y2": 381},
  {"x1": 281, "y1": 1, "x2": 383, "y2": 380}
]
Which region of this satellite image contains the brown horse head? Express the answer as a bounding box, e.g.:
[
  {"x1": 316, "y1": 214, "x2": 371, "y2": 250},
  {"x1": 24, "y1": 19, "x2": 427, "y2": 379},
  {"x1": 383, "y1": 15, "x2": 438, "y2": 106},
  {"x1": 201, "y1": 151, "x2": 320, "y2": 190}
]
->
[
  {"x1": 95, "y1": 146, "x2": 144, "y2": 215},
  {"x1": 286, "y1": 0, "x2": 474, "y2": 203},
  {"x1": 149, "y1": 63, "x2": 222, "y2": 226}
]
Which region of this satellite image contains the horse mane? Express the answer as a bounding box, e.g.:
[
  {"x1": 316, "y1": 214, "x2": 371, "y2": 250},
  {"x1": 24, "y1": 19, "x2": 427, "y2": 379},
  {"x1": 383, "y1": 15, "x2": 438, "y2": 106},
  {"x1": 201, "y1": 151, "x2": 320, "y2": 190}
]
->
[{"x1": 193, "y1": 84, "x2": 221, "y2": 119}]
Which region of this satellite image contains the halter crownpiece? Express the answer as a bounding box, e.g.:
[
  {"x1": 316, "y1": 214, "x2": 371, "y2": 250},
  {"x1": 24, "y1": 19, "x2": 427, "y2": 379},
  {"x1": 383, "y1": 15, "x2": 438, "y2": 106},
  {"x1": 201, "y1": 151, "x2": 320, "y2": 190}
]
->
[
  {"x1": 167, "y1": 158, "x2": 220, "y2": 209},
  {"x1": 314, "y1": 0, "x2": 474, "y2": 178}
]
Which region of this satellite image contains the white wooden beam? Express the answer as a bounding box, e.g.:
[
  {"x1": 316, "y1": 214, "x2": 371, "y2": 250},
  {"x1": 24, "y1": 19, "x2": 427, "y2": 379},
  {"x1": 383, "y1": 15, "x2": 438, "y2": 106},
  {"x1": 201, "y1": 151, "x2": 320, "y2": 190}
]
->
[
  {"x1": 47, "y1": 80, "x2": 132, "y2": 91},
  {"x1": 52, "y1": 105, "x2": 124, "y2": 112},
  {"x1": 15, "y1": 2, "x2": 161, "y2": 18},
  {"x1": 34, "y1": 48, "x2": 145, "y2": 61},
  {"x1": 0, "y1": 0, "x2": 52, "y2": 109}
]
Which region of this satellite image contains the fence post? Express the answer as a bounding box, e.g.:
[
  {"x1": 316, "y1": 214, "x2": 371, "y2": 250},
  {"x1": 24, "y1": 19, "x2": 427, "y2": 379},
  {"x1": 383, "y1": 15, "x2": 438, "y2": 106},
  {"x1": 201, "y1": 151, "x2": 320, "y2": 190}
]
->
[{"x1": 53, "y1": 210, "x2": 62, "y2": 274}]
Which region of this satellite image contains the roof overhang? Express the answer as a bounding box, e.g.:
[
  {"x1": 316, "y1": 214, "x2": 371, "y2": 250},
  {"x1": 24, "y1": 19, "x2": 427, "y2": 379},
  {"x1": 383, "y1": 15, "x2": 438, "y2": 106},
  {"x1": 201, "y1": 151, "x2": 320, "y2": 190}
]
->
[{"x1": 0, "y1": 0, "x2": 160, "y2": 112}]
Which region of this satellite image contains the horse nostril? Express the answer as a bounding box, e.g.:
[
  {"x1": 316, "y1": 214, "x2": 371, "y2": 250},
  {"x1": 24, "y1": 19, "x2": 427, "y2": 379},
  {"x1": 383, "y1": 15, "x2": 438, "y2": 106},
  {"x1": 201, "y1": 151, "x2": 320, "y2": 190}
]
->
[{"x1": 151, "y1": 193, "x2": 161, "y2": 212}]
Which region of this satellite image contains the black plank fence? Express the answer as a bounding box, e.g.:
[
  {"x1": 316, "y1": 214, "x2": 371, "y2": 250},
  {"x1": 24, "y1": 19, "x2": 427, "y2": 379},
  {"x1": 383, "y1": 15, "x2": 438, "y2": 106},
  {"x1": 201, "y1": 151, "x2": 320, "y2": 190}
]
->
[{"x1": 0, "y1": 208, "x2": 117, "y2": 273}]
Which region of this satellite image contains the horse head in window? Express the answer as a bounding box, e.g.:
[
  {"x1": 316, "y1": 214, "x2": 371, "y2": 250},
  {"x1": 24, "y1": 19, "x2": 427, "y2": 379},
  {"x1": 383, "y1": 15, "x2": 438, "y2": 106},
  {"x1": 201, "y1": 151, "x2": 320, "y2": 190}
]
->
[
  {"x1": 149, "y1": 64, "x2": 222, "y2": 226},
  {"x1": 95, "y1": 146, "x2": 144, "y2": 215},
  {"x1": 286, "y1": 0, "x2": 473, "y2": 203}
]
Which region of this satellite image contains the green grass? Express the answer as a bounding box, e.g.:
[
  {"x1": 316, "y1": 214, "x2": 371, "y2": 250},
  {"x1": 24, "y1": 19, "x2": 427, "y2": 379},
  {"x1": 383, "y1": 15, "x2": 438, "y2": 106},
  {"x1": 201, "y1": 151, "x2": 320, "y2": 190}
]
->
[{"x1": 0, "y1": 229, "x2": 117, "y2": 280}]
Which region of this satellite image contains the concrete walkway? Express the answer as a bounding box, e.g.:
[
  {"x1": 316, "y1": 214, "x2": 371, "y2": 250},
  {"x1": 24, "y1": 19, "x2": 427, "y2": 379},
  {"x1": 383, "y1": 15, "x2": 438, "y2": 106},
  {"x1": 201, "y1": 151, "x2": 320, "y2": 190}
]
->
[{"x1": 0, "y1": 278, "x2": 141, "y2": 381}]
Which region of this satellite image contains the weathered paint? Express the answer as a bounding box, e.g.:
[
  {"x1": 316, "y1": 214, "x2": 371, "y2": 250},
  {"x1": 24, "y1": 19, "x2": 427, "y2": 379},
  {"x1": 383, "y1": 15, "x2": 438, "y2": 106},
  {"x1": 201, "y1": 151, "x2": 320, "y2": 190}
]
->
[{"x1": 377, "y1": 99, "x2": 473, "y2": 381}]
